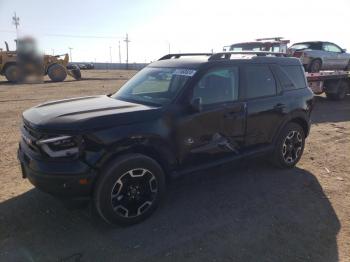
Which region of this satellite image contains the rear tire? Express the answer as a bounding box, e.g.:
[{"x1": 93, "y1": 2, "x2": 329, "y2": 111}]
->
[
  {"x1": 93, "y1": 154, "x2": 166, "y2": 226},
  {"x1": 308, "y1": 59, "x2": 322, "y2": 73},
  {"x1": 4, "y1": 64, "x2": 23, "y2": 83},
  {"x1": 48, "y1": 64, "x2": 67, "y2": 82},
  {"x1": 325, "y1": 80, "x2": 348, "y2": 100},
  {"x1": 272, "y1": 123, "x2": 305, "y2": 168}
]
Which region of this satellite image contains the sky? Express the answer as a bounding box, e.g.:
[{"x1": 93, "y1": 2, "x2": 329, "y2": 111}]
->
[{"x1": 0, "y1": 0, "x2": 349, "y2": 63}]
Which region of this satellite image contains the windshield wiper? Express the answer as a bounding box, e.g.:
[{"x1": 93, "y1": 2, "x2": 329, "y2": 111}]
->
[{"x1": 116, "y1": 96, "x2": 162, "y2": 107}]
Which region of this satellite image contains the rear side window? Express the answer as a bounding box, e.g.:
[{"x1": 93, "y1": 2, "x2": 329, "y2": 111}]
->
[
  {"x1": 276, "y1": 65, "x2": 307, "y2": 90},
  {"x1": 245, "y1": 65, "x2": 276, "y2": 99}
]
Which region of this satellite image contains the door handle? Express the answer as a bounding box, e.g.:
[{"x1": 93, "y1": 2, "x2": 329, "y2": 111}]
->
[
  {"x1": 274, "y1": 103, "x2": 286, "y2": 110},
  {"x1": 223, "y1": 103, "x2": 245, "y2": 118},
  {"x1": 224, "y1": 110, "x2": 241, "y2": 118}
]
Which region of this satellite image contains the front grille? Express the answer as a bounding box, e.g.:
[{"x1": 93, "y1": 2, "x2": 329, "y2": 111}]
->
[
  {"x1": 21, "y1": 121, "x2": 43, "y2": 153},
  {"x1": 23, "y1": 120, "x2": 43, "y2": 140}
]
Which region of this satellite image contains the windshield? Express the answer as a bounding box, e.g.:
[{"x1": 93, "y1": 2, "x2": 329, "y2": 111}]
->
[
  {"x1": 112, "y1": 67, "x2": 195, "y2": 105},
  {"x1": 230, "y1": 43, "x2": 263, "y2": 51}
]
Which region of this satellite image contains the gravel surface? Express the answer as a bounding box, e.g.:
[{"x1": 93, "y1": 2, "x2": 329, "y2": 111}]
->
[{"x1": 0, "y1": 70, "x2": 349, "y2": 262}]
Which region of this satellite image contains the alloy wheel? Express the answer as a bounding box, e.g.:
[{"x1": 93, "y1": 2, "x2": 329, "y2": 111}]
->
[
  {"x1": 110, "y1": 168, "x2": 158, "y2": 218},
  {"x1": 282, "y1": 130, "x2": 303, "y2": 164}
]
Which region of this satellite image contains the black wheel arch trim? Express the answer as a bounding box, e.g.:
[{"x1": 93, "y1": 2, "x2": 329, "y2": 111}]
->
[
  {"x1": 272, "y1": 111, "x2": 310, "y2": 146},
  {"x1": 94, "y1": 136, "x2": 177, "y2": 177}
]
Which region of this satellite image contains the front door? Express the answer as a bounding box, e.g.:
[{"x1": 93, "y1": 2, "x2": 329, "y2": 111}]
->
[
  {"x1": 323, "y1": 43, "x2": 345, "y2": 70},
  {"x1": 176, "y1": 66, "x2": 246, "y2": 168}
]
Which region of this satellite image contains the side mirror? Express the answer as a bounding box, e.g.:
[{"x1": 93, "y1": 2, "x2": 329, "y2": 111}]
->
[
  {"x1": 190, "y1": 97, "x2": 202, "y2": 112},
  {"x1": 342, "y1": 49, "x2": 347, "y2": 53}
]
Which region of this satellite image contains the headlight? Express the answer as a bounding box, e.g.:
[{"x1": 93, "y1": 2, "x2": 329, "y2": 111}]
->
[{"x1": 37, "y1": 135, "x2": 80, "y2": 158}]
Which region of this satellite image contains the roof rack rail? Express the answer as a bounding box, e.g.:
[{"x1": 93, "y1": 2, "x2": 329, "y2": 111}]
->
[
  {"x1": 256, "y1": 37, "x2": 285, "y2": 41},
  {"x1": 208, "y1": 51, "x2": 287, "y2": 61},
  {"x1": 158, "y1": 53, "x2": 212, "y2": 60}
]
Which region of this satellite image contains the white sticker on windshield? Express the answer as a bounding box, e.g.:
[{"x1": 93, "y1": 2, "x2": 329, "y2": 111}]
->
[{"x1": 173, "y1": 69, "x2": 197, "y2": 77}]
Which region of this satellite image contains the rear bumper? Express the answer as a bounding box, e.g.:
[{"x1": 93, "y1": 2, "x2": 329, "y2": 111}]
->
[{"x1": 18, "y1": 141, "x2": 97, "y2": 200}]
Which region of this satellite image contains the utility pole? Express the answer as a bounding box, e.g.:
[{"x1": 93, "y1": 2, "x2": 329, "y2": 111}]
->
[
  {"x1": 124, "y1": 33, "x2": 130, "y2": 69},
  {"x1": 118, "y1": 40, "x2": 121, "y2": 64},
  {"x1": 51, "y1": 49, "x2": 55, "y2": 55},
  {"x1": 12, "y1": 12, "x2": 20, "y2": 39},
  {"x1": 168, "y1": 42, "x2": 171, "y2": 54},
  {"x1": 68, "y1": 47, "x2": 73, "y2": 62},
  {"x1": 109, "y1": 46, "x2": 112, "y2": 63}
]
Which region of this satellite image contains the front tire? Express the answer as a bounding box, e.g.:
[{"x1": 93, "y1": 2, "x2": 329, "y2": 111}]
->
[
  {"x1": 272, "y1": 123, "x2": 305, "y2": 168},
  {"x1": 5, "y1": 64, "x2": 23, "y2": 83},
  {"x1": 48, "y1": 64, "x2": 67, "y2": 82},
  {"x1": 93, "y1": 154, "x2": 166, "y2": 226}
]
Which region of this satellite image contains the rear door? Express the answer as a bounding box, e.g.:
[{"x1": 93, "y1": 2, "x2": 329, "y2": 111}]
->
[
  {"x1": 176, "y1": 66, "x2": 246, "y2": 168},
  {"x1": 242, "y1": 64, "x2": 285, "y2": 147}
]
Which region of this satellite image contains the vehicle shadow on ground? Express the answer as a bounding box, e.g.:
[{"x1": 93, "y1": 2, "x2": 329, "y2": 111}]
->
[
  {"x1": 311, "y1": 95, "x2": 350, "y2": 124},
  {"x1": 0, "y1": 160, "x2": 340, "y2": 262}
]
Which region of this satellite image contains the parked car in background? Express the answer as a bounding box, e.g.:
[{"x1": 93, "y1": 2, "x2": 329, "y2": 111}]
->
[
  {"x1": 288, "y1": 41, "x2": 350, "y2": 72},
  {"x1": 223, "y1": 37, "x2": 290, "y2": 53},
  {"x1": 78, "y1": 63, "x2": 94, "y2": 70}
]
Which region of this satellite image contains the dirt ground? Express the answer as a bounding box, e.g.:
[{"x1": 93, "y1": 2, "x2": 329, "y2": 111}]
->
[{"x1": 0, "y1": 70, "x2": 349, "y2": 262}]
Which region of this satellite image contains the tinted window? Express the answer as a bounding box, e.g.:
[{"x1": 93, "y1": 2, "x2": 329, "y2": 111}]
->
[
  {"x1": 274, "y1": 65, "x2": 307, "y2": 90},
  {"x1": 282, "y1": 66, "x2": 307, "y2": 89},
  {"x1": 193, "y1": 67, "x2": 239, "y2": 105},
  {"x1": 245, "y1": 65, "x2": 276, "y2": 99},
  {"x1": 309, "y1": 42, "x2": 322, "y2": 50},
  {"x1": 290, "y1": 43, "x2": 310, "y2": 50}
]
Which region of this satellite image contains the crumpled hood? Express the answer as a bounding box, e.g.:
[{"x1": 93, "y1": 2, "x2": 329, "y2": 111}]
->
[{"x1": 23, "y1": 95, "x2": 161, "y2": 132}]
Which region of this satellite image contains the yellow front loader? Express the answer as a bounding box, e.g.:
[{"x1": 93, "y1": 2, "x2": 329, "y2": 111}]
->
[{"x1": 0, "y1": 38, "x2": 81, "y2": 83}]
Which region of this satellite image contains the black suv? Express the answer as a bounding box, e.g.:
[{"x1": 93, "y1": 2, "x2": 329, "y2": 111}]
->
[{"x1": 18, "y1": 52, "x2": 314, "y2": 226}]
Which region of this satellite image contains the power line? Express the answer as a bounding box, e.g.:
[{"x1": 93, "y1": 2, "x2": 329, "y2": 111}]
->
[
  {"x1": 0, "y1": 30, "x2": 124, "y2": 40},
  {"x1": 41, "y1": 33, "x2": 123, "y2": 39},
  {"x1": 0, "y1": 29, "x2": 15, "y2": 33}
]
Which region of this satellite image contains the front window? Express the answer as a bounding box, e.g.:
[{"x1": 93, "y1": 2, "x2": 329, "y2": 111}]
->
[
  {"x1": 323, "y1": 43, "x2": 342, "y2": 53},
  {"x1": 192, "y1": 67, "x2": 239, "y2": 105},
  {"x1": 113, "y1": 67, "x2": 195, "y2": 105}
]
